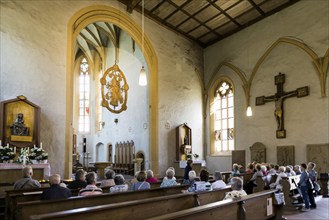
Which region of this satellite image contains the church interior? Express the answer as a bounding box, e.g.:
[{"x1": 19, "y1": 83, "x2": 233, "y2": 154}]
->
[
  {"x1": 1, "y1": 0, "x2": 328, "y2": 178},
  {"x1": 0, "y1": 0, "x2": 329, "y2": 219}
]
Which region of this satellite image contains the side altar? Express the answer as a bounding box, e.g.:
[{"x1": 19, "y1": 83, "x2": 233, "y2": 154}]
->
[
  {"x1": 0, "y1": 95, "x2": 41, "y2": 149},
  {"x1": 0, "y1": 163, "x2": 50, "y2": 184}
]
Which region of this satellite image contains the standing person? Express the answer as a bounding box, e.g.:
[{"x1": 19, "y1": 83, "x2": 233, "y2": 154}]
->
[
  {"x1": 14, "y1": 166, "x2": 41, "y2": 189},
  {"x1": 132, "y1": 171, "x2": 151, "y2": 191},
  {"x1": 41, "y1": 174, "x2": 72, "y2": 200},
  {"x1": 67, "y1": 169, "x2": 87, "y2": 189},
  {"x1": 307, "y1": 162, "x2": 317, "y2": 209},
  {"x1": 183, "y1": 159, "x2": 193, "y2": 183},
  {"x1": 78, "y1": 172, "x2": 103, "y2": 196},
  {"x1": 298, "y1": 163, "x2": 311, "y2": 212}
]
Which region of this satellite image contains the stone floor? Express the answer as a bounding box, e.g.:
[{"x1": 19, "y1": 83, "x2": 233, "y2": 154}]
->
[{"x1": 283, "y1": 196, "x2": 329, "y2": 220}]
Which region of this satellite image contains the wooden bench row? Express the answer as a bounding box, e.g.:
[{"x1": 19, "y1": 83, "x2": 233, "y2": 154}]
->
[
  {"x1": 11, "y1": 184, "x2": 193, "y2": 220},
  {"x1": 29, "y1": 190, "x2": 282, "y2": 220}
]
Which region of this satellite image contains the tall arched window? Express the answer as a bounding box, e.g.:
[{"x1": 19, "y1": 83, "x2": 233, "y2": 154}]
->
[
  {"x1": 211, "y1": 80, "x2": 234, "y2": 155},
  {"x1": 78, "y1": 57, "x2": 90, "y2": 133}
]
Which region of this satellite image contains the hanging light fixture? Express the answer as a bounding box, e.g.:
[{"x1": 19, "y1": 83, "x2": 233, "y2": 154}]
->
[
  {"x1": 246, "y1": 106, "x2": 253, "y2": 117},
  {"x1": 139, "y1": 0, "x2": 147, "y2": 86}
]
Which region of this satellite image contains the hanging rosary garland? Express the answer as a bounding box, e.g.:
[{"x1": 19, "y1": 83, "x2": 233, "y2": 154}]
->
[{"x1": 100, "y1": 64, "x2": 129, "y2": 114}]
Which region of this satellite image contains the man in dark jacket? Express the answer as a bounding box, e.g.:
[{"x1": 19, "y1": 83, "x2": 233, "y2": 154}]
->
[{"x1": 41, "y1": 174, "x2": 72, "y2": 200}]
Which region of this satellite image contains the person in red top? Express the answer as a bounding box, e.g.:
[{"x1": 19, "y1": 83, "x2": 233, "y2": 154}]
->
[{"x1": 146, "y1": 169, "x2": 158, "y2": 183}]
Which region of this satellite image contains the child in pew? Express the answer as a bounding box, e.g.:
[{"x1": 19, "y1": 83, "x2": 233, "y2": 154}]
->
[
  {"x1": 132, "y1": 171, "x2": 151, "y2": 191},
  {"x1": 224, "y1": 177, "x2": 247, "y2": 200},
  {"x1": 67, "y1": 169, "x2": 87, "y2": 190},
  {"x1": 160, "y1": 168, "x2": 178, "y2": 188},
  {"x1": 41, "y1": 174, "x2": 72, "y2": 200},
  {"x1": 78, "y1": 172, "x2": 103, "y2": 196},
  {"x1": 110, "y1": 174, "x2": 129, "y2": 193}
]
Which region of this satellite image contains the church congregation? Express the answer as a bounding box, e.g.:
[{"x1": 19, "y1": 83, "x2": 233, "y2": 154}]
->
[{"x1": 1, "y1": 0, "x2": 328, "y2": 219}]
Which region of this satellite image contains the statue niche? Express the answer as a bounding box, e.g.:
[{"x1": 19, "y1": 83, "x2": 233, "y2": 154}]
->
[
  {"x1": 10, "y1": 113, "x2": 30, "y2": 136},
  {"x1": 176, "y1": 123, "x2": 192, "y2": 161}
]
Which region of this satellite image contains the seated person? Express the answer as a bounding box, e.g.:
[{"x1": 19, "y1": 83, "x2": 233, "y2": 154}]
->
[
  {"x1": 183, "y1": 170, "x2": 196, "y2": 186},
  {"x1": 100, "y1": 169, "x2": 115, "y2": 187},
  {"x1": 132, "y1": 171, "x2": 151, "y2": 191},
  {"x1": 270, "y1": 166, "x2": 287, "y2": 191},
  {"x1": 14, "y1": 166, "x2": 41, "y2": 189},
  {"x1": 190, "y1": 170, "x2": 212, "y2": 192},
  {"x1": 163, "y1": 167, "x2": 176, "y2": 181},
  {"x1": 244, "y1": 163, "x2": 263, "y2": 194},
  {"x1": 110, "y1": 174, "x2": 129, "y2": 193},
  {"x1": 67, "y1": 169, "x2": 87, "y2": 189},
  {"x1": 224, "y1": 177, "x2": 247, "y2": 200},
  {"x1": 231, "y1": 163, "x2": 240, "y2": 177},
  {"x1": 160, "y1": 168, "x2": 178, "y2": 188},
  {"x1": 78, "y1": 172, "x2": 103, "y2": 196},
  {"x1": 41, "y1": 174, "x2": 72, "y2": 200},
  {"x1": 211, "y1": 171, "x2": 226, "y2": 189},
  {"x1": 146, "y1": 169, "x2": 158, "y2": 183}
]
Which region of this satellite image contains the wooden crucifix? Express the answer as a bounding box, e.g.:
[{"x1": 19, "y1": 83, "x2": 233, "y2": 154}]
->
[{"x1": 255, "y1": 72, "x2": 309, "y2": 138}]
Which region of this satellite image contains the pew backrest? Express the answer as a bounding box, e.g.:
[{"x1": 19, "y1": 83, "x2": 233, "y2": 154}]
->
[
  {"x1": 145, "y1": 190, "x2": 280, "y2": 220},
  {"x1": 16, "y1": 184, "x2": 190, "y2": 220},
  {"x1": 28, "y1": 186, "x2": 234, "y2": 220}
]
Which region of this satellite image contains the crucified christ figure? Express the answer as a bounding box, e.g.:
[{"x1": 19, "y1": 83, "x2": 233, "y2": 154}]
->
[{"x1": 266, "y1": 91, "x2": 297, "y2": 131}]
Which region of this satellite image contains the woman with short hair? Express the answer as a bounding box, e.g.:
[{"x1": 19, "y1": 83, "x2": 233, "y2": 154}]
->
[
  {"x1": 132, "y1": 171, "x2": 151, "y2": 191},
  {"x1": 78, "y1": 172, "x2": 103, "y2": 196},
  {"x1": 160, "y1": 168, "x2": 178, "y2": 188}
]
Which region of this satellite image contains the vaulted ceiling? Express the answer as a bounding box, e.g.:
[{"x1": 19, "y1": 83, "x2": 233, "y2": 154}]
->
[{"x1": 118, "y1": 0, "x2": 299, "y2": 48}]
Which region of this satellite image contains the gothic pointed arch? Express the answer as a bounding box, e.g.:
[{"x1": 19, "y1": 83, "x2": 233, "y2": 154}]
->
[{"x1": 64, "y1": 5, "x2": 159, "y2": 178}]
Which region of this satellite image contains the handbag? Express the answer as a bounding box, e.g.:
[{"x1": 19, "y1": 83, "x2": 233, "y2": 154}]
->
[{"x1": 313, "y1": 181, "x2": 321, "y2": 192}]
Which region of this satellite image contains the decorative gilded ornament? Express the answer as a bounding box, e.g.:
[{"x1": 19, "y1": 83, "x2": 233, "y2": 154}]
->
[{"x1": 100, "y1": 64, "x2": 129, "y2": 113}]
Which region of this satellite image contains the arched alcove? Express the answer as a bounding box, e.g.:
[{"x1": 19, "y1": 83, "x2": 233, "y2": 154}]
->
[{"x1": 64, "y1": 5, "x2": 159, "y2": 178}]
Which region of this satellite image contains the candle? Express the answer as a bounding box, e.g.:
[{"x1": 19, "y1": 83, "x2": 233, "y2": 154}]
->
[
  {"x1": 14, "y1": 147, "x2": 16, "y2": 153},
  {"x1": 7, "y1": 143, "x2": 9, "y2": 147},
  {"x1": 23, "y1": 155, "x2": 26, "y2": 165},
  {"x1": 40, "y1": 142, "x2": 43, "y2": 149},
  {"x1": 0, "y1": 140, "x2": 2, "y2": 146}
]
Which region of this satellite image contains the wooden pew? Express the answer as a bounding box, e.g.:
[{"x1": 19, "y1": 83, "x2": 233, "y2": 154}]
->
[
  {"x1": 28, "y1": 187, "x2": 232, "y2": 220},
  {"x1": 29, "y1": 190, "x2": 282, "y2": 220},
  {"x1": 146, "y1": 189, "x2": 283, "y2": 220},
  {"x1": 5, "y1": 185, "x2": 112, "y2": 220},
  {"x1": 253, "y1": 176, "x2": 266, "y2": 193},
  {"x1": 16, "y1": 184, "x2": 192, "y2": 220},
  {"x1": 280, "y1": 175, "x2": 303, "y2": 209}
]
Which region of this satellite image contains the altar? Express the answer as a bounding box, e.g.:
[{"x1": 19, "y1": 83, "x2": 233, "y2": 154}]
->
[{"x1": 0, "y1": 163, "x2": 50, "y2": 184}]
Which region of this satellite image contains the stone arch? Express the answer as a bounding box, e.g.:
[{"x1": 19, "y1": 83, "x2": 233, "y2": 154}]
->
[
  {"x1": 207, "y1": 61, "x2": 249, "y2": 108},
  {"x1": 249, "y1": 37, "x2": 328, "y2": 97},
  {"x1": 64, "y1": 5, "x2": 159, "y2": 178}
]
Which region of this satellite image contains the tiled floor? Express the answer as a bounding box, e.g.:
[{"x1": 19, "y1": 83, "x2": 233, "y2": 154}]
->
[{"x1": 283, "y1": 196, "x2": 329, "y2": 220}]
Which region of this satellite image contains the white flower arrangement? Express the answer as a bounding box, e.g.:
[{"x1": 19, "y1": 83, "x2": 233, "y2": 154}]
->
[
  {"x1": 0, "y1": 145, "x2": 15, "y2": 161},
  {"x1": 29, "y1": 146, "x2": 48, "y2": 161}
]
